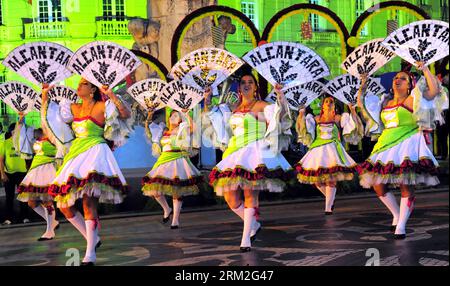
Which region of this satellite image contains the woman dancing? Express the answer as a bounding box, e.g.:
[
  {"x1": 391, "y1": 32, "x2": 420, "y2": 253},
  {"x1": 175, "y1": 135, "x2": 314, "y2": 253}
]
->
[
  {"x1": 142, "y1": 108, "x2": 203, "y2": 229},
  {"x1": 41, "y1": 78, "x2": 132, "y2": 265},
  {"x1": 357, "y1": 61, "x2": 442, "y2": 239},
  {"x1": 295, "y1": 95, "x2": 363, "y2": 214},
  {"x1": 204, "y1": 72, "x2": 292, "y2": 252},
  {"x1": 15, "y1": 114, "x2": 59, "y2": 240}
]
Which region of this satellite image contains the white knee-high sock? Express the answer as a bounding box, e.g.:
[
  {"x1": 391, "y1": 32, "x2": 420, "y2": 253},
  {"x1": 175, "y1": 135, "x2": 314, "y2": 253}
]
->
[
  {"x1": 240, "y1": 208, "x2": 255, "y2": 248},
  {"x1": 83, "y1": 220, "x2": 99, "y2": 263},
  {"x1": 41, "y1": 207, "x2": 56, "y2": 239},
  {"x1": 232, "y1": 204, "x2": 260, "y2": 237},
  {"x1": 325, "y1": 186, "x2": 336, "y2": 212},
  {"x1": 231, "y1": 204, "x2": 245, "y2": 220},
  {"x1": 67, "y1": 211, "x2": 87, "y2": 240},
  {"x1": 172, "y1": 199, "x2": 182, "y2": 227},
  {"x1": 32, "y1": 205, "x2": 46, "y2": 220},
  {"x1": 378, "y1": 192, "x2": 400, "y2": 226},
  {"x1": 395, "y1": 197, "x2": 415, "y2": 235},
  {"x1": 155, "y1": 195, "x2": 172, "y2": 218}
]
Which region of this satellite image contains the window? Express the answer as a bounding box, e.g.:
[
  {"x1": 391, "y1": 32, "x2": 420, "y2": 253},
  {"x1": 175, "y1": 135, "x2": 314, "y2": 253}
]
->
[
  {"x1": 103, "y1": 0, "x2": 126, "y2": 21},
  {"x1": 309, "y1": 0, "x2": 320, "y2": 32},
  {"x1": 0, "y1": 0, "x2": 3, "y2": 25},
  {"x1": 241, "y1": 1, "x2": 256, "y2": 42},
  {"x1": 356, "y1": 0, "x2": 368, "y2": 36},
  {"x1": 38, "y1": 0, "x2": 62, "y2": 22}
]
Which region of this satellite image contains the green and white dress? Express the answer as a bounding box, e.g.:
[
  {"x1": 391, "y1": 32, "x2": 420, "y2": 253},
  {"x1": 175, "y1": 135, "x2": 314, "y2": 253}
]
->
[
  {"x1": 16, "y1": 123, "x2": 57, "y2": 202},
  {"x1": 42, "y1": 99, "x2": 133, "y2": 208},
  {"x1": 295, "y1": 113, "x2": 363, "y2": 184},
  {"x1": 142, "y1": 121, "x2": 203, "y2": 197},
  {"x1": 358, "y1": 102, "x2": 439, "y2": 188}
]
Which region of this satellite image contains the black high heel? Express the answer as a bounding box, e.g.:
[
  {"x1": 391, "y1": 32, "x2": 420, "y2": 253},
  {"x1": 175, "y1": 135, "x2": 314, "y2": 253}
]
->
[
  {"x1": 240, "y1": 247, "x2": 251, "y2": 253},
  {"x1": 170, "y1": 225, "x2": 179, "y2": 230},
  {"x1": 81, "y1": 262, "x2": 95, "y2": 266},
  {"x1": 250, "y1": 225, "x2": 262, "y2": 243},
  {"x1": 37, "y1": 237, "x2": 54, "y2": 241}
]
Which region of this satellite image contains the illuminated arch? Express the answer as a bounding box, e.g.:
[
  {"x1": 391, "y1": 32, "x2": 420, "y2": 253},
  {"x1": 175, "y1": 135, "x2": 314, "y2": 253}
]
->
[
  {"x1": 349, "y1": 0, "x2": 430, "y2": 48},
  {"x1": 170, "y1": 5, "x2": 261, "y2": 66},
  {"x1": 261, "y1": 4, "x2": 351, "y2": 62}
]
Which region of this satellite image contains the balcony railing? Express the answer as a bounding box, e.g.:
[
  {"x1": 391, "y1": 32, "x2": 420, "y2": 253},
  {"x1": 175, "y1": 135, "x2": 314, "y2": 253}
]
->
[
  {"x1": 0, "y1": 25, "x2": 7, "y2": 41},
  {"x1": 24, "y1": 21, "x2": 68, "y2": 38},
  {"x1": 303, "y1": 31, "x2": 338, "y2": 43},
  {"x1": 96, "y1": 20, "x2": 130, "y2": 37}
]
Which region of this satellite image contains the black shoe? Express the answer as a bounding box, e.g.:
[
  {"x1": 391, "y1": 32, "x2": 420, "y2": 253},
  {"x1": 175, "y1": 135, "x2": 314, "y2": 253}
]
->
[
  {"x1": 170, "y1": 225, "x2": 179, "y2": 229},
  {"x1": 394, "y1": 234, "x2": 406, "y2": 240},
  {"x1": 390, "y1": 225, "x2": 397, "y2": 232},
  {"x1": 95, "y1": 241, "x2": 102, "y2": 250},
  {"x1": 325, "y1": 211, "x2": 333, "y2": 215},
  {"x1": 240, "y1": 247, "x2": 251, "y2": 253},
  {"x1": 250, "y1": 226, "x2": 262, "y2": 243},
  {"x1": 162, "y1": 210, "x2": 173, "y2": 224},
  {"x1": 37, "y1": 237, "x2": 54, "y2": 241},
  {"x1": 80, "y1": 262, "x2": 95, "y2": 266}
]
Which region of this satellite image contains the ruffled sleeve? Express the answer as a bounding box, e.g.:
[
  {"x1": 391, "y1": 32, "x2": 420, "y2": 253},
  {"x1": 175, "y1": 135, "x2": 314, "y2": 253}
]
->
[
  {"x1": 340, "y1": 112, "x2": 364, "y2": 145},
  {"x1": 145, "y1": 121, "x2": 166, "y2": 158},
  {"x1": 296, "y1": 113, "x2": 316, "y2": 147},
  {"x1": 41, "y1": 100, "x2": 75, "y2": 160},
  {"x1": 412, "y1": 76, "x2": 449, "y2": 130},
  {"x1": 13, "y1": 123, "x2": 35, "y2": 159},
  {"x1": 263, "y1": 101, "x2": 292, "y2": 152},
  {"x1": 361, "y1": 94, "x2": 384, "y2": 140},
  {"x1": 202, "y1": 103, "x2": 232, "y2": 151},
  {"x1": 104, "y1": 96, "x2": 134, "y2": 148}
]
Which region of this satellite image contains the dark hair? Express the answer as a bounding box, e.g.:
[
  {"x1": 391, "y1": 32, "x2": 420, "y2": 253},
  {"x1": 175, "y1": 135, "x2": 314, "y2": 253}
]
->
[
  {"x1": 89, "y1": 83, "x2": 103, "y2": 101},
  {"x1": 34, "y1": 128, "x2": 43, "y2": 139}
]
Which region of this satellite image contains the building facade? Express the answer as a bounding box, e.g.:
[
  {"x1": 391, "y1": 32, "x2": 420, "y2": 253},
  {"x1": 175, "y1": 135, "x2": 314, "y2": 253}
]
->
[{"x1": 0, "y1": 0, "x2": 147, "y2": 127}]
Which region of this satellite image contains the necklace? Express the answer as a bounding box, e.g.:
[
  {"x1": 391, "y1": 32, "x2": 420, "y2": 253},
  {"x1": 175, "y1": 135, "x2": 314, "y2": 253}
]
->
[{"x1": 240, "y1": 99, "x2": 257, "y2": 111}]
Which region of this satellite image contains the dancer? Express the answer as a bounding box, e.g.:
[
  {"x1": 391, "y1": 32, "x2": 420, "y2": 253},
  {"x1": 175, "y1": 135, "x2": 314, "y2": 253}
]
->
[
  {"x1": 204, "y1": 72, "x2": 292, "y2": 252},
  {"x1": 357, "y1": 61, "x2": 442, "y2": 239},
  {"x1": 15, "y1": 113, "x2": 59, "y2": 240},
  {"x1": 295, "y1": 95, "x2": 363, "y2": 214},
  {"x1": 41, "y1": 79, "x2": 132, "y2": 265},
  {"x1": 142, "y1": 108, "x2": 203, "y2": 229}
]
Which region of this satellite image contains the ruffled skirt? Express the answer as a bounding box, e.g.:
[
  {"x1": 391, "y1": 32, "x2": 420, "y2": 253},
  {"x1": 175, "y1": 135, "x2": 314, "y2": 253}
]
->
[
  {"x1": 357, "y1": 132, "x2": 439, "y2": 188},
  {"x1": 49, "y1": 143, "x2": 128, "y2": 208},
  {"x1": 17, "y1": 163, "x2": 56, "y2": 202},
  {"x1": 209, "y1": 140, "x2": 293, "y2": 196},
  {"x1": 142, "y1": 157, "x2": 203, "y2": 197},
  {"x1": 295, "y1": 142, "x2": 357, "y2": 184}
]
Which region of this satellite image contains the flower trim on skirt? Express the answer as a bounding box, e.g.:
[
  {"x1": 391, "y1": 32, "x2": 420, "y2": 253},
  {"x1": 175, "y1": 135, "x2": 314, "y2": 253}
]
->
[
  {"x1": 295, "y1": 164, "x2": 356, "y2": 184},
  {"x1": 141, "y1": 175, "x2": 203, "y2": 197},
  {"x1": 357, "y1": 157, "x2": 439, "y2": 188}
]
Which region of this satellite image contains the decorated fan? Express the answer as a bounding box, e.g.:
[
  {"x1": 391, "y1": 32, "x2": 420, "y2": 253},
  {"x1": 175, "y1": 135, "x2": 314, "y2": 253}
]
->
[
  {"x1": 68, "y1": 41, "x2": 142, "y2": 88},
  {"x1": 342, "y1": 38, "x2": 396, "y2": 77},
  {"x1": 381, "y1": 20, "x2": 449, "y2": 67},
  {"x1": 34, "y1": 85, "x2": 79, "y2": 111},
  {"x1": 266, "y1": 80, "x2": 325, "y2": 110},
  {"x1": 170, "y1": 48, "x2": 244, "y2": 91},
  {"x1": 127, "y1": 78, "x2": 167, "y2": 111},
  {"x1": 160, "y1": 80, "x2": 203, "y2": 111},
  {"x1": 2, "y1": 42, "x2": 73, "y2": 85},
  {"x1": 243, "y1": 41, "x2": 330, "y2": 89},
  {"x1": 324, "y1": 74, "x2": 385, "y2": 105},
  {"x1": 0, "y1": 81, "x2": 38, "y2": 114}
]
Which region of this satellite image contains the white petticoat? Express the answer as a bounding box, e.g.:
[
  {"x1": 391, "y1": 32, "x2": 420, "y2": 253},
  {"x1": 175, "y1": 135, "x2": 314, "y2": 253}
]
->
[
  {"x1": 212, "y1": 139, "x2": 292, "y2": 196},
  {"x1": 299, "y1": 142, "x2": 356, "y2": 169},
  {"x1": 359, "y1": 132, "x2": 440, "y2": 188},
  {"x1": 52, "y1": 143, "x2": 127, "y2": 208},
  {"x1": 17, "y1": 163, "x2": 56, "y2": 202},
  {"x1": 142, "y1": 157, "x2": 202, "y2": 197}
]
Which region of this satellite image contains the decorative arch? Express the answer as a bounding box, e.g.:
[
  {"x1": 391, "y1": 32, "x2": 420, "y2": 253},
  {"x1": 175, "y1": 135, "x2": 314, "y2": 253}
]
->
[
  {"x1": 261, "y1": 4, "x2": 351, "y2": 61},
  {"x1": 349, "y1": 0, "x2": 431, "y2": 49},
  {"x1": 170, "y1": 5, "x2": 261, "y2": 66},
  {"x1": 131, "y1": 50, "x2": 169, "y2": 81}
]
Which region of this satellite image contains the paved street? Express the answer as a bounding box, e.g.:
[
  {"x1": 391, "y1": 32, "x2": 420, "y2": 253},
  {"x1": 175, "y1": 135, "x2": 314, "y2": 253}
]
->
[{"x1": 0, "y1": 190, "x2": 447, "y2": 266}]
